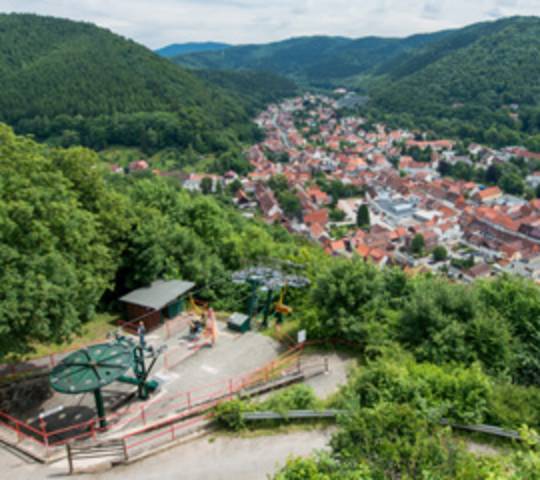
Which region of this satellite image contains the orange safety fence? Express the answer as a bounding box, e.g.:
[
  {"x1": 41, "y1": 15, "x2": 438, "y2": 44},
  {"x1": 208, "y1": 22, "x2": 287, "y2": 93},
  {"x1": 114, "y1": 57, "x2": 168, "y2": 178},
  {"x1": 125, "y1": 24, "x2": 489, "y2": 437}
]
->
[{"x1": 0, "y1": 342, "x2": 309, "y2": 450}]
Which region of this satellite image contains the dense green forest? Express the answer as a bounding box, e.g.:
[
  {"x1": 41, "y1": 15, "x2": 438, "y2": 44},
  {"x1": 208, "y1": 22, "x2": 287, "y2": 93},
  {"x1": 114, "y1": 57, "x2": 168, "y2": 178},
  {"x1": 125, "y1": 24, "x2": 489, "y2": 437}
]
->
[
  {"x1": 0, "y1": 14, "x2": 294, "y2": 157},
  {"x1": 173, "y1": 32, "x2": 451, "y2": 87},
  {"x1": 368, "y1": 17, "x2": 540, "y2": 150},
  {"x1": 193, "y1": 69, "x2": 298, "y2": 115}
]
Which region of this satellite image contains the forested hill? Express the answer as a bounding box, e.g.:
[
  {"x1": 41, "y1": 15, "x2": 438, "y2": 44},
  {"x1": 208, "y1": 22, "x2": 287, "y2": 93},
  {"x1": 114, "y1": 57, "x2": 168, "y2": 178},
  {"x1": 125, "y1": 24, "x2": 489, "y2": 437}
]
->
[
  {"x1": 172, "y1": 16, "x2": 540, "y2": 148},
  {"x1": 0, "y1": 14, "x2": 268, "y2": 153},
  {"x1": 156, "y1": 42, "x2": 230, "y2": 58},
  {"x1": 194, "y1": 69, "x2": 298, "y2": 114},
  {"x1": 0, "y1": 14, "x2": 227, "y2": 120},
  {"x1": 172, "y1": 32, "x2": 453, "y2": 87},
  {"x1": 368, "y1": 16, "x2": 540, "y2": 148}
]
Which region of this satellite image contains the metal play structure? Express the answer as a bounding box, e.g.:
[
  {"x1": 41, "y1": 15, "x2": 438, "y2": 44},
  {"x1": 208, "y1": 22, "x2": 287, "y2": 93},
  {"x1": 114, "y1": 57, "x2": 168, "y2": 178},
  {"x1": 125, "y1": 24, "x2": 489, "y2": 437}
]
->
[
  {"x1": 49, "y1": 332, "x2": 165, "y2": 428},
  {"x1": 232, "y1": 265, "x2": 309, "y2": 329}
]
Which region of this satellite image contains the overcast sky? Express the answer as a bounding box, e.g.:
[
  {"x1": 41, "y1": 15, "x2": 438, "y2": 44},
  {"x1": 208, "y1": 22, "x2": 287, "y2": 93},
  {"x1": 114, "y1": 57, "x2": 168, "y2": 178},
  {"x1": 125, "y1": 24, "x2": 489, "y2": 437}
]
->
[{"x1": 1, "y1": 0, "x2": 540, "y2": 48}]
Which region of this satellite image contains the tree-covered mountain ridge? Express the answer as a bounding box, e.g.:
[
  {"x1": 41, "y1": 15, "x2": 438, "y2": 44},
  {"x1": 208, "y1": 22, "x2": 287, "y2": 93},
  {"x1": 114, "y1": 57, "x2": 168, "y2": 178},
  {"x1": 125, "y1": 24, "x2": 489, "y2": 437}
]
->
[
  {"x1": 0, "y1": 13, "x2": 295, "y2": 155},
  {"x1": 155, "y1": 42, "x2": 231, "y2": 58},
  {"x1": 172, "y1": 31, "x2": 453, "y2": 86},
  {"x1": 369, "y1": 16, "x2": 540, "y2": 149},
  {"x1": 173, "y1": 16, "x2": 539, "y2": 90},
  {"x1": 372, "y1": 16, "x2": 540, "y2": 109}
]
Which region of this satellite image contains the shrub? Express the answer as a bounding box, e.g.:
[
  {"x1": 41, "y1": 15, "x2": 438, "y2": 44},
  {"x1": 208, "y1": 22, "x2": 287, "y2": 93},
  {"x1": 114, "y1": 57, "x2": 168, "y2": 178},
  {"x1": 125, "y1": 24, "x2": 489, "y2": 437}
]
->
[
  {"x1": 214, "y1": 385, "x2": 320, "y2": 430},
  {"x1": 214, "y1": 399, "x2": 255, "y2": 431},
  {"x1": 341, "y1": 354, "x2": 492, "y2": 424},
  {"x1": 488, "y1": 383, "x2": 540, "y2": 430},
  {"x1": 262, "y1": 384, "x2": 321, "y2": 414},
  {"x1": 331, "y1": 402, "x2": 488, "y2": 480}
]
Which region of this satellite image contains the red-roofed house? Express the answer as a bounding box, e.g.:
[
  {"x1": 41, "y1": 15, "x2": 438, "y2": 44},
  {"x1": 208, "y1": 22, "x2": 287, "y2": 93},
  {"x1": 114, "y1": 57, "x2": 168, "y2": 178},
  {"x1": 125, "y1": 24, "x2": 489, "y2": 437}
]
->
[
  {"x1": 474, "y1": 186, "x2": 502, "y2": 203},
  {"x1": 307, "y1": 186, "x2": 330, "y2": 206},
  {"x1": 304, "y1": 209, "x2": 329, "y2": 227}
]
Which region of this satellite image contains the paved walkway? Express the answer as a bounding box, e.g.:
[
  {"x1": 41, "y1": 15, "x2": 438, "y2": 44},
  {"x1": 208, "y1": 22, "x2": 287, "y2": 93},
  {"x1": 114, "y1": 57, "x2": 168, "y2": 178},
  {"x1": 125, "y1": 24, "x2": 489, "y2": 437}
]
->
[
  {"x1": 86, "y1": 429, "x2": 332, "y2": 480},
  {"x1": 1, "y1": 429, "x2": 332, "y2": 480}
]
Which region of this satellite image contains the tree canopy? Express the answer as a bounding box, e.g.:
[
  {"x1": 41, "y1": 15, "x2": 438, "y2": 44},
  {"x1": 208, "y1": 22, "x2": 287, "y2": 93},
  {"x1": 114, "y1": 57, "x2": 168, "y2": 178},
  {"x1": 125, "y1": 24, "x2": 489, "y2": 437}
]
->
[
  {"x1": 0, "y1": 124, "x2": 307, "y2": 358},
  {"x1": 0, "y1": 14, "x2": 290, "y2": 157}
]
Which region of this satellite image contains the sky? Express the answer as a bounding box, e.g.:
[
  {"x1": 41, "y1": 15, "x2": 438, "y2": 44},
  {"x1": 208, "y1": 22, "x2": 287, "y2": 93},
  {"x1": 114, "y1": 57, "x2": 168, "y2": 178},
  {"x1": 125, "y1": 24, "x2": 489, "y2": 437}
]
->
[{"x1": 1, "y1": 0, "x2": 540, "y2": 48}]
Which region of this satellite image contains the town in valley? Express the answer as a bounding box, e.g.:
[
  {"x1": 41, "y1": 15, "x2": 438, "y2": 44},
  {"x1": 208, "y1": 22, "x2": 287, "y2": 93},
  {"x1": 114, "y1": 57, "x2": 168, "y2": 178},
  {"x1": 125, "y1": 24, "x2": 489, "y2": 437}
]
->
[{"x1": 143, "y1": 92, "x2": 540, "y2": 283}]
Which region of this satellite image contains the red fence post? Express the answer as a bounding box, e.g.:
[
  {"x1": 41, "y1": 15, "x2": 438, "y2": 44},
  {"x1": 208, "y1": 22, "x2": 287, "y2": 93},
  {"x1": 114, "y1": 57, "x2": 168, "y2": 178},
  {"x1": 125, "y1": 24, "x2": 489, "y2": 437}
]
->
[
  {"x1": 140, "y1": 406, "x2": 146, "y2": 426},
  {"x1": 48, "y1": 354, "x2": 56, "y2": 368},
  {"x1": 39, "y1": 416, "x2": 48, "y2": 447},
  {"x1": 187, "y1": 392, "x2": 192, "y2": 410},
  {"x1": 122, "y1": 438, "x2": 129, "y2": 461}
]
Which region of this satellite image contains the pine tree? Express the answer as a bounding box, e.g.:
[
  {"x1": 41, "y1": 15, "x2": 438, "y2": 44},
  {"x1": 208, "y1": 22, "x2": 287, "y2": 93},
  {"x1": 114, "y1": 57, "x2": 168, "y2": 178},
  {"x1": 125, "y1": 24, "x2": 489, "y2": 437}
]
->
[
  {"x1": 411, "y1": 234, "x2": 425, "y2": 256},
  {"x1": 356, "y1": 204, "x2": 370, "y2": 229}
]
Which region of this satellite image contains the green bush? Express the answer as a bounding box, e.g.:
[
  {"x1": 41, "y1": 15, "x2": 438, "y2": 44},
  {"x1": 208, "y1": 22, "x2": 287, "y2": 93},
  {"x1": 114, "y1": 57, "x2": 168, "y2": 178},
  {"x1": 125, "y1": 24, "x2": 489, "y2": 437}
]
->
[
  {"x1": 274, "y1": 454, "x2": 373, "y2": 480},
  {"x1": 330, "y1": 402, "x2": 496, "y2": 480},
  {"x1": 488, "y1": 383, "x2": 540, "y2": 430},
  {"x1": 214, "y1": 385, "x2": 321, "y2": 431},
  {"x1": 214, "y1": 399, "x2": 255, "y2": 431},
  {"x1": 262, "y1": 384, "x2": 321, "y2": 414},
  {"x1": 340, "y1": 354, "x2": 492, "y2": 424}
]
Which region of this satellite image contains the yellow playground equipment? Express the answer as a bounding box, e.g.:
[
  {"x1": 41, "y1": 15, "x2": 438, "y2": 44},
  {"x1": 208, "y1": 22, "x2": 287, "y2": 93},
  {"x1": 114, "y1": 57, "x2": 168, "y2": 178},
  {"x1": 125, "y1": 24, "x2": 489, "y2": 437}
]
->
[
  {"x1": 274, "y1": 285, "x2": 293, "y2": 316},
  {"x1": 231, "y1": 265, "x2": 310, "y2": 330},
  {"x1": 189, "y1": 294, "x2": 208, "y2": 316}
]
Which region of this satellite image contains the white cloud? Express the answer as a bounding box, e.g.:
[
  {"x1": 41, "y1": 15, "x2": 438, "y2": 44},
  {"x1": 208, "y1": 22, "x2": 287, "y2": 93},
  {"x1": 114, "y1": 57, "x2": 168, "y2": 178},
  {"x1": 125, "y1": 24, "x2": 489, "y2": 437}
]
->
[{"x1": 0, "y1": 0, "x2": 539, "y2": 48}]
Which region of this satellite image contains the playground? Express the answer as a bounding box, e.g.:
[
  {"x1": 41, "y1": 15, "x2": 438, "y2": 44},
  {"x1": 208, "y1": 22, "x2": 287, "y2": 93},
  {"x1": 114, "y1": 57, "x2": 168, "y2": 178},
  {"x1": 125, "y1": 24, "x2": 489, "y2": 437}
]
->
[{"x1": 0, "y1": 268, "x2": 338, "y2": 473}]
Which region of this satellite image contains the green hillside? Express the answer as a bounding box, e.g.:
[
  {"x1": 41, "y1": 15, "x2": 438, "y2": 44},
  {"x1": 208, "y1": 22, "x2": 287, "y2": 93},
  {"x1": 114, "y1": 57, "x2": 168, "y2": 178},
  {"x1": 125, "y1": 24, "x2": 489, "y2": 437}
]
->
[
  {"x1": 194, "y1": 69, "x2": 298, "y2": 113},
  {"x1": 0, "y1": 123, "x2": 308, "y2": 356},
  {"x1": 0, "y1": 14, "x2": 264, "y2": 154},
  {"x1": 369, "y1": 16, "x2": 540, "y2": 148},
  {"x1": 173, "y1": 32, "x2": 451, "y2": 87}
]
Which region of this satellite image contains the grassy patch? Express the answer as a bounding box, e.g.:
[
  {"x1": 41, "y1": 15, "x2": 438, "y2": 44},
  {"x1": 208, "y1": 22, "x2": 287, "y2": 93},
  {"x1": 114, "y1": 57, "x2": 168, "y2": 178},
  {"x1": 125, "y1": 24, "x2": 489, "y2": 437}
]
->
[
  {"x1": 261, "y1": 317, "x2": 301, "y2": 344},
  {"x1": 5, "y1": 312, "x2": 119, "y2": 363}
]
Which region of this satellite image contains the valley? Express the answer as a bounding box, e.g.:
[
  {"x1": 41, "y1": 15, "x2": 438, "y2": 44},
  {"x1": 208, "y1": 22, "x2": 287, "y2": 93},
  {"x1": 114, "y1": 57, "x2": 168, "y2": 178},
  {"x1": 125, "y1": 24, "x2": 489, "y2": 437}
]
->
[{"x1": 2, "y1": 7, "x2": 540, "y2": 480}]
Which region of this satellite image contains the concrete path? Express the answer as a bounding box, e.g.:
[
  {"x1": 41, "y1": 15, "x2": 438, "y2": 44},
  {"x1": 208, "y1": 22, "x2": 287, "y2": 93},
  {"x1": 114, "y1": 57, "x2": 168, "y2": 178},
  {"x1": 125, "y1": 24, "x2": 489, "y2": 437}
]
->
[
  {"x1": 83, "y1": 430, "x2": 332, "y2": 480},
  {"x1": 0, "y1": 429, "x2": 333, "y2": 480},
  {"x1": 303, "y1": 352, "x2": 355, "y2": 399}
]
